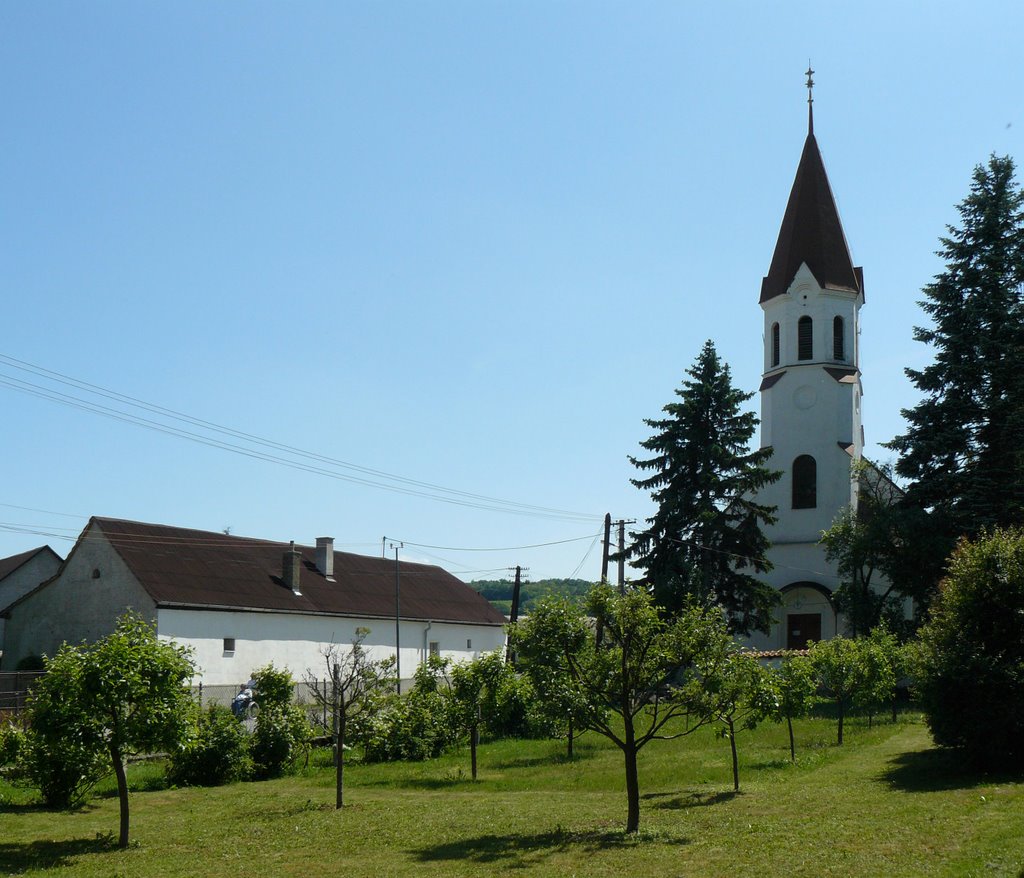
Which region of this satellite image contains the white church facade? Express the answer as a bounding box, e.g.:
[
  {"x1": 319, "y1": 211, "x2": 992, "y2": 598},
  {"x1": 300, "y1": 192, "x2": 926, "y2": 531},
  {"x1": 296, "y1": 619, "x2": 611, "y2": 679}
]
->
[{"x1": 746, "y1": 90, "x2": 870, "y2": 652}]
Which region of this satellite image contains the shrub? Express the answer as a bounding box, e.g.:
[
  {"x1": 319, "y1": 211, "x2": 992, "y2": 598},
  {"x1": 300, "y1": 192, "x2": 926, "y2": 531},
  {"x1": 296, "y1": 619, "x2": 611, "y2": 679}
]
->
[
  {"x1": 250, "y1": 664, "x2": 295, "y2": 711},
  {"x1": 250, "y1": 705, "x2": 310, "y2": 779},
  {"x1": 362, "y1": 662, "x2": 456, "y2": 762},
  {"x1": 0, "y1": 722, "x2": 26, "y2": 770},
  {"x1": 167, "y1": 705, "x2": 252, "y2": 786},
  {"x1": 915, "y1": 527, "x2": 1024, "y2": 769}
]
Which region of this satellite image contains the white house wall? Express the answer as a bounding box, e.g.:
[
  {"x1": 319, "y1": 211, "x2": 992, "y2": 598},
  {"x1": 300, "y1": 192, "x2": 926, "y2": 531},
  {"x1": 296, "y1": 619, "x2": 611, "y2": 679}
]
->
[
  {"x1": 0, "y1": 526, "x2": 154, "y2": 669},
  {"x1": 157, "y1": 606, "x2": 507, "y2": 687}
]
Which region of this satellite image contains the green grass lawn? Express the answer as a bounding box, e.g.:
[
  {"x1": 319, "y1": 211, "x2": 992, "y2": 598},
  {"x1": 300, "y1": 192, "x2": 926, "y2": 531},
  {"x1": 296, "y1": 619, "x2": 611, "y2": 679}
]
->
[{"x1": 1, "y1": 714, "x2": 1022, "y2": 877}]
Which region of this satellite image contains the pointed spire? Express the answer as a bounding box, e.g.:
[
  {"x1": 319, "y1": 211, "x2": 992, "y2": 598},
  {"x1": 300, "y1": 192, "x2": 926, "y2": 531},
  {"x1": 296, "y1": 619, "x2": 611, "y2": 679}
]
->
[
  {"x1": 760, "y1": 74, "x2": 863, "y2": 304},
  {"x1": 806, "y1": 63, "x2": 814, "y2": 136}
]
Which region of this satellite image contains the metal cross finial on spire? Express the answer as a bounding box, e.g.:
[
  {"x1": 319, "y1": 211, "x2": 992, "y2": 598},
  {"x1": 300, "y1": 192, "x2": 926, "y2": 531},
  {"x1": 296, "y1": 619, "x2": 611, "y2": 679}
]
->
[{"x1": 805, "y1": 62, "x2": 815, "y2": 135}]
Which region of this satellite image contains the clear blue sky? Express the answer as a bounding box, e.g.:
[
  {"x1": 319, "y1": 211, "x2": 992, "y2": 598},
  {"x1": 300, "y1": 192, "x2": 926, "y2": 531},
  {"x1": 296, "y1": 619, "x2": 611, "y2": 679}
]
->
[{"x1": 2, "y1": 2, "x2": 1021, "y2": 583}]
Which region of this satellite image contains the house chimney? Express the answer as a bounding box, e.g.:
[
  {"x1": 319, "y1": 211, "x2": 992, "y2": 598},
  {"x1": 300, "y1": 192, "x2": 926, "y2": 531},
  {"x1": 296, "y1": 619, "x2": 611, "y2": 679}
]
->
[
  {"x1": 316, "y1": 537, "x2": 335, "y2": 580},
  {"x1": 283, "y1": 541, "x2": 302, "y2": 595}
]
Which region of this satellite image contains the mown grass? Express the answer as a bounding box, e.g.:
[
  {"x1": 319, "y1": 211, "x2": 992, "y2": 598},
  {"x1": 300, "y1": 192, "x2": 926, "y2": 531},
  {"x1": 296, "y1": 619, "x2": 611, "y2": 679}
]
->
[{"x1": 1, "y1": 713, "x2": 1023, "y2": 877}]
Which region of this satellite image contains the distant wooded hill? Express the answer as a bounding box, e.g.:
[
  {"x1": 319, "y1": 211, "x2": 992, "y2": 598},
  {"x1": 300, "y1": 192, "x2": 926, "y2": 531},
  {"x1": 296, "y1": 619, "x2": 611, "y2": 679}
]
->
[{"x1": 470, "y1": 578, "x2": 594, "y2": 616}]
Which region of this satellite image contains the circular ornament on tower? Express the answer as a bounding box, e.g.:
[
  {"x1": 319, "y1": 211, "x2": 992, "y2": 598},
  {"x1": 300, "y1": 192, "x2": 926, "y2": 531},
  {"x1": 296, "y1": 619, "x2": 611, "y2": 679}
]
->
[{"x1": 794, "y1": 385, "x2": 817, "y2": 410}]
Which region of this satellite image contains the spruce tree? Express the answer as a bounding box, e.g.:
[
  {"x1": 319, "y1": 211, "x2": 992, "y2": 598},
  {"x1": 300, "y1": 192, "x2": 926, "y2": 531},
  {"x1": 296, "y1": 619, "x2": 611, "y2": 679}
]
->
[
  {"x1": 623, "y1": 340, "x2": 780, "y2": 635},
  {"x1": 887, "y1": 156, "x2": 1024, "y2": 540}
]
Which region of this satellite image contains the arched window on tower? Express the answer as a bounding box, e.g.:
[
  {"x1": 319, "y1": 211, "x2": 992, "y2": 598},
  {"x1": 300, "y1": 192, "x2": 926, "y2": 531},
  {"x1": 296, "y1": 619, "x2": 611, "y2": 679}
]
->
[
  {"x1": 771, "y1": 322, "x2": 780, "y2": 367},
  {"x1": 833, "y1": 316, "x2": 845, "y2": 361},
  {"x1": 798, "y1": 316, "x2": 813, "y2": 360},
  {"x1": 792, "y1": 455, "x2": 817, "y2": 509}
]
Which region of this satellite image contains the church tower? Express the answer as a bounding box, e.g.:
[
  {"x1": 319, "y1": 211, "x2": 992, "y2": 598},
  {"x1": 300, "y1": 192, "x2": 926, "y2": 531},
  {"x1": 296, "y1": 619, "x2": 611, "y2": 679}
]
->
[{"x1": 752, "y1": 71, "x2": 864, "y2": 650}]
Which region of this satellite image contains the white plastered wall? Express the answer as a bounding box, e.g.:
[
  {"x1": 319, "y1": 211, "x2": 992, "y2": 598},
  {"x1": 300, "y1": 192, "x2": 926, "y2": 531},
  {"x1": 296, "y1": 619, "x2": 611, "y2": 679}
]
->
[{"x1": 157, "y1": 606, "x2": 507, "y2": 687}]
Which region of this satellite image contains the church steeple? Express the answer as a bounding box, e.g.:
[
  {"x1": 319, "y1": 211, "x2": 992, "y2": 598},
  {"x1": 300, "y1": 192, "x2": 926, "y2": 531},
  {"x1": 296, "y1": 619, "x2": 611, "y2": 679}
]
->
[{"x1": 759, "y1": 79, "x2": 863, "y2": 304}]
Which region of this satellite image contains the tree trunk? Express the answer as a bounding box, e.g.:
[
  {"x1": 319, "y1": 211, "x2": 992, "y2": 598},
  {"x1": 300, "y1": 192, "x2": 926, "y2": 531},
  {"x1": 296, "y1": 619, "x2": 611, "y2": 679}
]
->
[
  {"x1": 891, "y1": 693, "x2": 898, "y2": 724},
  {"x1": 336, "y1": 716, "x2": 345, "y2": 810},
  {"x1": 837, "y1": 700, "x2": 845, "y2": 746},
  {"x1": 728, "y1": 719, "x2": 740, "y2": 791},
  {"x1": 110, "y1": 742, "x2": 130, "y2": 849},
  {"x1": 567, "y1": 718, "x2": 573, "y2": 760},
  {"x1": 623, "y1": 723, "x2": 641, "y2": 833},
  {"x1": 787, "y1": 715, "x2": 795, "y2": 762},
  {"x1": 470, "y1": 722, "x2": 479, "y2": 781}
]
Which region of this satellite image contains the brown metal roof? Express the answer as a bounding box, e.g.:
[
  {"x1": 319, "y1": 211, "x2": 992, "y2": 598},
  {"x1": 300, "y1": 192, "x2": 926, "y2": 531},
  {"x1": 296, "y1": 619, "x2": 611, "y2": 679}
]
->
[
  {"x1": 760, "y1": 133, "x2": 863, "y2": 304},
  {"x1": 90, "y1": 517, "x2": 506, "y2": 627},
  {"x1": 0, "y1": 546, "x2": 60, "y2": 582}
]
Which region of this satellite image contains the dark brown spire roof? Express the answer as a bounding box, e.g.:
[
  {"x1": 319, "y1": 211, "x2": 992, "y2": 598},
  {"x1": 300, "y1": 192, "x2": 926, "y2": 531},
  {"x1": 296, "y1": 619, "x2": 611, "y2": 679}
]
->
[{"x1": 760, "y1": 133, "x2": 863, "y2": 303}]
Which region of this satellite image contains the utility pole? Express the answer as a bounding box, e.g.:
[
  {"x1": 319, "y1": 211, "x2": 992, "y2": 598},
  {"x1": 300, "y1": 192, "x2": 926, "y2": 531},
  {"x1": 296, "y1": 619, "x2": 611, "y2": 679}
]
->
[
  {"x1": 386, "y1": 539, "x2": 403, "y2": 694},
  {"x1": 600, "y1": 513, "x2": 611, "y2": 583},
  {"x1": 617, "y1": 520, "x2": 631, "y2": 594},
  {"x1": 506, "y1": 565, "x2": 527, "y2": 664}
]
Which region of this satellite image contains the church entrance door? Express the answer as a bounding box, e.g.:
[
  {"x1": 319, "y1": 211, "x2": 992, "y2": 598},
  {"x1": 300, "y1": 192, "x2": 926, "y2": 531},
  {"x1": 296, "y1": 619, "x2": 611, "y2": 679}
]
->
[{"x1": 786, "y1": 613, "x2": 821, "y2": 650}]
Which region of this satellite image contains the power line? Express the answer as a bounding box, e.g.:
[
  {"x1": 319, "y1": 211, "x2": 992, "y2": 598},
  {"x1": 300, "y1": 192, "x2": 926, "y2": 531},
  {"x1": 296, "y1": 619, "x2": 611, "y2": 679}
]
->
[{"x1": 0, "y1": 353, "x2": 604, "y2": 523}]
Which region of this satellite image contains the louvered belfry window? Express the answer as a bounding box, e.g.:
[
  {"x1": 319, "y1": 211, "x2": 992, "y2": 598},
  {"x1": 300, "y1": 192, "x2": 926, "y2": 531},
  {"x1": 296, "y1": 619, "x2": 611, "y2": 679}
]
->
[
  {"x1": 833, "y1": 316, "x2": 845, "y2": 360},
  {"x1": 792, "y1": 455, "x2": 817, "y2": 509},
  {"x1": 798, "y1": 316, "x2": 813, "y2": 361},
  {"x1": 771, "y1": 322, "x2": 780, "y2": 367}
]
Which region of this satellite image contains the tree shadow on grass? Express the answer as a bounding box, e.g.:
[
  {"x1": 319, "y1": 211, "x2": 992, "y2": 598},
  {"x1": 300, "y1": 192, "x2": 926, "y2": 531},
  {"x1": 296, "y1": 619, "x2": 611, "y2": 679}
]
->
[
  {"x1": 0, "y1": 835, "x2": 115, "y2": 873},
  {"x1": 490, "y1": 749, "x2": 596, "y2": 771},
  {"x1": 411, "y1": 824, "x2": 690, "y2": 866},
  {"x1": 881, "y1": 748, "x2": 1023, "y2": 793},
  {"x1": 642, "y1": 789, "x2": 738, "y2": 811}
]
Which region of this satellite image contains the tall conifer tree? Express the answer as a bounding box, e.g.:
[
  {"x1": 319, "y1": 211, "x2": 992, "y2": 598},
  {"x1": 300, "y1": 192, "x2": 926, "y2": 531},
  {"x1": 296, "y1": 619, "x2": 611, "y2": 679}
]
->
[
  {"x1": 887, "y1": 156, "x2": 1024, "y2": 540},
  {"x1": 624, "y1": 340, "x2": 780, "y2": 635}
]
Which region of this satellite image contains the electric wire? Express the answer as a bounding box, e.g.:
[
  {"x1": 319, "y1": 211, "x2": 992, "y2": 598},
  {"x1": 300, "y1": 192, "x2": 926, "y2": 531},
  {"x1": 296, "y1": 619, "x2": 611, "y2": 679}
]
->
[{"x1": 0, "y1": 353, "x2": 602, "y2": 522}]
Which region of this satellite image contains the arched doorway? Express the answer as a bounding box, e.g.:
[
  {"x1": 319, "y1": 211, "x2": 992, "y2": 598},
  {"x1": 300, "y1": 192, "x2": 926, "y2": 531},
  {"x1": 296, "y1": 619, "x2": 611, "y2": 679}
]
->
[{"x1": 779, "y1": 581, "x2": 837, "y2": 649}]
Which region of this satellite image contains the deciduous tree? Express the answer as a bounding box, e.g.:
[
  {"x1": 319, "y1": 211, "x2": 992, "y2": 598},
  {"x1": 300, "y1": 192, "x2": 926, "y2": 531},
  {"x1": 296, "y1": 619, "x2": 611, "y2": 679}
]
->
[
  {"x1": 304, "y1": 630, "x2": 395, "y2": 808},
  {"x1": 510, "y1": 583, "x2": 732, "y2": 833},
  {"x1": 25, "y1": 612, "x2": 194, "y2": 847}
]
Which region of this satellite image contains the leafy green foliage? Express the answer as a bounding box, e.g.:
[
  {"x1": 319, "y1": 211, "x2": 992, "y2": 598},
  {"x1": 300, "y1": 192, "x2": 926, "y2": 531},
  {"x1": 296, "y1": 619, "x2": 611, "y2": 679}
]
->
[
  {"x1": 821, "y1": 461, "x2": 937, "y2": 635},
  {"x1": 23, "y1": 612, "x2": 194, "y2": 846},
  {"x1": 470, "y1": 578, "x2": 593, "y2": 615},
  {"x1": 621, "y1": 340, "x2": 780, "y2": 635},
  {"x1": 363, "y1": 659, "x2": 458, "y2": 762},
  {"x1": 0, "y1": 721, "x2": 25, "y2": 769},
  {"x1": 250, "y1": 704, "x2": 311, "y2": 779},
  {"x1": 167, "y1": 704, "x2": 252, "y2": 787},
  {"x1": 250, "y1": 663, "x2": 296, "y2": 711},
  {"x1": 887, "y1": 156, "x2": 1024, "y2": 565},
  {"x1": 449, "y1": 651, "x2": 548, "y2": 741},
  {"x1": 706, "y1": 651, "x2": 778, "y2": 791},
  {"x1": 808, "y1": 634, "x2": 894, "y2": 745},
  {"x1": 770, "y1": 655, "x2": 817, "y2": 760},
  {"x1": 914, "y1": 527, "x2": 1024, "y2": 768},
  {"x1": 511, "y1": 583, "x2": 734, "y2": 832}
]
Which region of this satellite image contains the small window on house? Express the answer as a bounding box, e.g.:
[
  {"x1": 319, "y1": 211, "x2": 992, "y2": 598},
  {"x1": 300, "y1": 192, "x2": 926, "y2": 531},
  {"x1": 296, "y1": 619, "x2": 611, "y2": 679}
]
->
[
  {"x1": 223, "y1": 638, "x2": 236, "y2": 654},
  {"x1": 833, "y1": 316, "x2": 845, "y2": 360},
  {"x1": 466, "y1": 638, "x2": 473, "y2": 649},
  {"x1": 792, "y1": 455, "x2": 817, "y2": 509},
  {"x1": 428, "y1": 641, "x2": 440, "y2": 657},
  {"x1": 798, "y1": 316, "x2": 813, "y2": 361},
  {"x1": 771, "y1": 322, "x2": 780, "y2": 367}
]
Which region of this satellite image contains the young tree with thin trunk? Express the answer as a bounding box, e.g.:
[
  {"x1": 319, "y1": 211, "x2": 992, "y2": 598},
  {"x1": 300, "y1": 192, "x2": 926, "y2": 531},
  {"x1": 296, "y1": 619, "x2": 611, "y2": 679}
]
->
[
  {"x1": 708, "y1": 650, "x2": 778, "y2": 791},
  {"x1": 771, "y1": 655, "x2": 817, "y2": 762},
  {"x1": 621, "y1": 340, "x2": 780, "y2": 635},
  {"x1": 304, "y1": 629, "x2": 395, "y2": 808},
  {"x1": 26, "y1": 612, "x2": 194, "y2": 848},
  {"x1": 510, "y1": 583, "x2": 731, "y2": 834}
]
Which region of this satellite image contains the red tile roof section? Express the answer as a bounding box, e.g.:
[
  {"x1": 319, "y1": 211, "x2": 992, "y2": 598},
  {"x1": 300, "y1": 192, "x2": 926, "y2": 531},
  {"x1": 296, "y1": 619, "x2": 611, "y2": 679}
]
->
[
  {"x1": 91, "y1": 518, "x2": 506, "y2": 626},
  {"x1": 760, "y1": 134, "x2": 863, "y2": 304}
]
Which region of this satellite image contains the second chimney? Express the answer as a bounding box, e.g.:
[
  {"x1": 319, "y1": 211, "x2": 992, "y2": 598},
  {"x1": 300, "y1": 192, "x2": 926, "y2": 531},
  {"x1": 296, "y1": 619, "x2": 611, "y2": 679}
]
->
[
  {"x1": 316, "y1": 536, "x2": 335, "y2": 580},
  {"x1": 283, "y1": 541, "x2": 302, "y2": 595}
]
